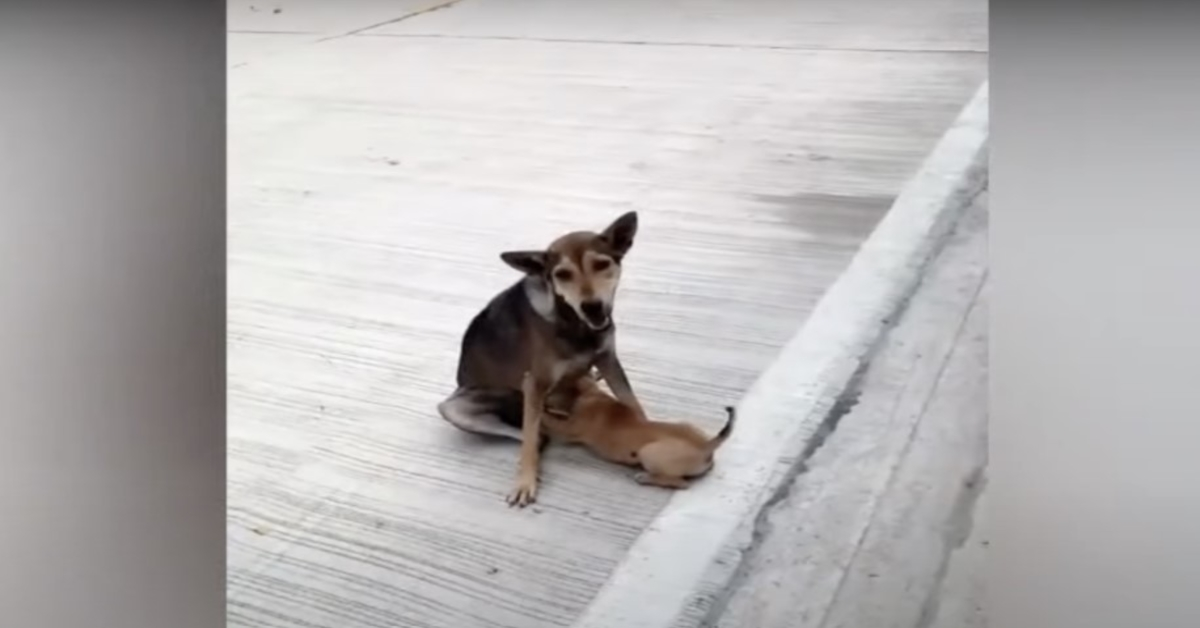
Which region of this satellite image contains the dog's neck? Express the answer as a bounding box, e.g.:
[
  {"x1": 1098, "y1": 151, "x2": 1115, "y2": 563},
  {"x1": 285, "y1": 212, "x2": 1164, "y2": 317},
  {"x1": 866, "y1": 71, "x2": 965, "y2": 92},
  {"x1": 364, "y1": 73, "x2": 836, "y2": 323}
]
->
[{"x1": 522, "y1": 275, "x2": 557, "y2": 321}]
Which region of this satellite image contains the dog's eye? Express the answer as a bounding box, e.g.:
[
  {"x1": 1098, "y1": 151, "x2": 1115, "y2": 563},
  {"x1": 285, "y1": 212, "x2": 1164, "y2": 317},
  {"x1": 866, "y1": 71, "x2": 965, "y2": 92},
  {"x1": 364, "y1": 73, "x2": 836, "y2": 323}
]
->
[
  {"x1": 553, "y1": 268, "x2": 573, "y2": 282},
  {"x1": 593, "y1": 259, "x2": 612, "y2": 272}
]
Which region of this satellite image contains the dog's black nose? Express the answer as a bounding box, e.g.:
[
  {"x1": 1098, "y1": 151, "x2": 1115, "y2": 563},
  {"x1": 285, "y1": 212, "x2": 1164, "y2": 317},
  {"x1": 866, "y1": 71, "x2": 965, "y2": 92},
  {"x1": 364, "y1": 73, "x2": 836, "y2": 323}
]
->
[{"x1": 580, "y1": 300, "x2": 606, "y2": 322}]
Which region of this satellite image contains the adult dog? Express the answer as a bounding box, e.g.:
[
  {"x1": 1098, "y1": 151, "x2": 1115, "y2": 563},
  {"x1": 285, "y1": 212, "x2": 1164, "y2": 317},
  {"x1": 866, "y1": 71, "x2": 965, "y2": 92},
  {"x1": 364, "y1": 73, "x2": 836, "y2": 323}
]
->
[{"x1": 438, "y1": 212, "x2": 645, "y2": 507}]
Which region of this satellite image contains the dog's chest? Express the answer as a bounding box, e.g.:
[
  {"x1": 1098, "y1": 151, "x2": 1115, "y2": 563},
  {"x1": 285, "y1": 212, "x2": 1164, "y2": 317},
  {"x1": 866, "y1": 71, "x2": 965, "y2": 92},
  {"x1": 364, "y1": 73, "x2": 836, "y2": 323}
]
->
[
  {"x1": 548, "y1": 328, "x2": 612, "y2": 380},
  {"x1": 548, "y1": 352, "x2": 595, "y2": 384}
]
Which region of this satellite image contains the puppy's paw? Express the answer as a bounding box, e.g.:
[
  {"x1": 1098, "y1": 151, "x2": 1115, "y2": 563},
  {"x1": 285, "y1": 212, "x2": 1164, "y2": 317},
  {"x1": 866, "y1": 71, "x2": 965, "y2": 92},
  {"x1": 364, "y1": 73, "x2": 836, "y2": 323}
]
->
[
  {"x1": 506, "y1": 475, "x2": 539, "y2": 508},
  {"x1": 544, "y1": 407, "x2": 571, "y2": 420},
  {"x1": 634, "y1": 472, "x2": 689, "y2": 490}
]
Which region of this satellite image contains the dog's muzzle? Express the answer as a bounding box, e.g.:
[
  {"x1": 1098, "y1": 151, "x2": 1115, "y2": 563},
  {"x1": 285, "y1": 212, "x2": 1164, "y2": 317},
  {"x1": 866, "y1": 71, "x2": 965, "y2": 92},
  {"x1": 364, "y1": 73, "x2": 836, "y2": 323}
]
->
[{"x1": 580, "y1": 299, "x2": 611, "y2": 330}]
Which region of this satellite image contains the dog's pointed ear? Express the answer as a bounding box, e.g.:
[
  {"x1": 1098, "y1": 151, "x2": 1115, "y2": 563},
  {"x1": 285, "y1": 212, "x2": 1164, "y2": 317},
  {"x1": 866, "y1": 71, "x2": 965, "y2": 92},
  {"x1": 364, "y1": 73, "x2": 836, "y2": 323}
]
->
[
  {"x1": 601, "y1": 211, "x2": 638, "y2": 256},
  {"x1": 500, "y1": 250, "x2": 547, "y2": 275}
]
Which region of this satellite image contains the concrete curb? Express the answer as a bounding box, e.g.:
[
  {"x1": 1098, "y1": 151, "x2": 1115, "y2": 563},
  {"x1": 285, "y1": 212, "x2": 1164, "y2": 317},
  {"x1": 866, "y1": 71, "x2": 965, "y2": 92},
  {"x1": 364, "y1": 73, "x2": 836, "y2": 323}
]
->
[{"x1": 572, "y1": 81, "x2": 989, "y2": 628}]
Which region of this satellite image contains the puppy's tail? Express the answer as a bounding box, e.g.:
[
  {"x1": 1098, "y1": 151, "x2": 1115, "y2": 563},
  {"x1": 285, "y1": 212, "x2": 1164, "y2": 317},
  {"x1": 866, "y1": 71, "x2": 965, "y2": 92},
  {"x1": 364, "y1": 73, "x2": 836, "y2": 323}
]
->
[{"x1": 706, "y1": 405, "x2": 737, "y2": 451}]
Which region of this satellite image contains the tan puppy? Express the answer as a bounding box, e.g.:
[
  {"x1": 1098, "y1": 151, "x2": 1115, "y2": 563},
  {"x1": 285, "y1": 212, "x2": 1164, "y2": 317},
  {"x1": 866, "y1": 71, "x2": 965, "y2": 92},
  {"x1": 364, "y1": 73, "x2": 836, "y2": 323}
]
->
[{"x1": 542, "y1": 374, "x2": 736, "y2": 488}]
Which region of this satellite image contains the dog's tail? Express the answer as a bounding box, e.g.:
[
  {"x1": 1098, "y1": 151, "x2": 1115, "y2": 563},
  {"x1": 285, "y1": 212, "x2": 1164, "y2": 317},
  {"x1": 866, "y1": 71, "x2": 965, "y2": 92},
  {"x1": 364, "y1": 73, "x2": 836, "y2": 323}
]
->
[{"x1": 706, "y1": 405, "x2": 737, "y2": 451}]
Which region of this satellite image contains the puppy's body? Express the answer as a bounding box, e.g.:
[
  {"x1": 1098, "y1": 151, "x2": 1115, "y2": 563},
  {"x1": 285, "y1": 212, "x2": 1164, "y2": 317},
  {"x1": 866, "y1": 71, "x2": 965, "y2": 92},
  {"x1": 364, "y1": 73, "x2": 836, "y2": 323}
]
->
[
  {"x1": 544, "y1": 375, "x2": 736, "y2": 489},
  {"x1": 438, "y1": 212, "x2": 645, "y2": 507}
]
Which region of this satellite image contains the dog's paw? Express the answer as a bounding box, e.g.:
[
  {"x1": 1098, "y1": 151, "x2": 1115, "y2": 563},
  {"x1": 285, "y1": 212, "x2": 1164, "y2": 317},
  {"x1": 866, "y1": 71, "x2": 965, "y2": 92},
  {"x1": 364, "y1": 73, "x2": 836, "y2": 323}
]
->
[
  {"x1": 506, "y1": 476, "x2": 539, "y2": 508},
  {"x1": 633, "y1": 472, "x2": 689, "y2": 490},
  {"x1": 544, "y1": 407, "x2": 570, "y2": 420}
]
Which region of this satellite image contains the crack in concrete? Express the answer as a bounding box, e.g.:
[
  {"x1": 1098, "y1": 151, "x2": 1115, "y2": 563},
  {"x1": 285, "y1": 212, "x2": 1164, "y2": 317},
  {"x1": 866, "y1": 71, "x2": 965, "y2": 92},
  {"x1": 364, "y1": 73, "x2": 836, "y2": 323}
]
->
[
  {"x1": 317, "y1": 0, "x2": 468, "y2": 43},
  {"x1": 229, "y1": 29, "x2": 320, "y2": 35},
  {"x1": 694, "y1": 358, "x2": 869, "y2": 628},
  {"x1": 811, "y1": 271, "x2": 984, "y2": 628},
  {"x1": 231, "y1": 0, "x2": 469, "y2": 70},
  {"x1": 914, "y1": 467, "x2": 988, "y2": 628},
  {"x1": 358, "y1": 32, "x2": 989, "y2": 55}
]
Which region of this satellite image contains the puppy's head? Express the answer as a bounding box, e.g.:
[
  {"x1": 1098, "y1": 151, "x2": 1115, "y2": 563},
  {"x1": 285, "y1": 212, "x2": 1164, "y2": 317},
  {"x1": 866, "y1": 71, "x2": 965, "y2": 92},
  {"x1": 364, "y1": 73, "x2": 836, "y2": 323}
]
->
[{"x1": 500, "y1": 211, "x2": 638, "y2": 331}]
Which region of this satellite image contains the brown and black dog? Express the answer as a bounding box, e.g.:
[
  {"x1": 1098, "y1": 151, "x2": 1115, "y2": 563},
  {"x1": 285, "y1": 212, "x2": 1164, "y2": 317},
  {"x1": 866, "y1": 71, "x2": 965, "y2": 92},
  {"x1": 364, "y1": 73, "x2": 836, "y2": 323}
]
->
[
  {"x1": 438, "y1": 212, "x2": 646, "y2": 507},
  {"x1": 542, "y1": 373, "x2": 735, "y2": 488}
]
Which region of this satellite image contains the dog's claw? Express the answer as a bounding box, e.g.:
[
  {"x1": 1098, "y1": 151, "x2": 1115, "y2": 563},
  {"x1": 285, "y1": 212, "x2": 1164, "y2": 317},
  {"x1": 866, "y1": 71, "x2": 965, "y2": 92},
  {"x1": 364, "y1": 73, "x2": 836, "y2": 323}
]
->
[
  {"x1": 506, "y1": 477, "x2": 538, "y2": 508},
  {"x1": 633, "y1": 472, "x2": 651, "y2": 485}
]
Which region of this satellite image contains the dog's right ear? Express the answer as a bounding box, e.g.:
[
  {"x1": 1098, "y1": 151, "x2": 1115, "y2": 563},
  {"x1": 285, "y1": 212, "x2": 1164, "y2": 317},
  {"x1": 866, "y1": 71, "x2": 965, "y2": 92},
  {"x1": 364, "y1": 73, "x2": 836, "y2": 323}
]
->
[
  {"x1": 500, "y1": 250, "x2": 548, "y2": 275},
  {"x1": 601, "y1": 211, "x2": 638, "y2": 256}
]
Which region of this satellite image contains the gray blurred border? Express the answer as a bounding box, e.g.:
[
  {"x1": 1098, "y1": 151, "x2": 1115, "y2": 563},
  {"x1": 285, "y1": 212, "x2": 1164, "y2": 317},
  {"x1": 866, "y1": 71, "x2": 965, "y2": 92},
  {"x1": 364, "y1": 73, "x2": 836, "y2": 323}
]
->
[
  {"x1": 0, "y1": 2, "x2": 226, "y2": 627},
  {"x1": 993, "y1": 1, "x2": 1200, "y2": 628},
  {"x1": 4, "y1": 1, "x2": 1200, "y2": 628}
]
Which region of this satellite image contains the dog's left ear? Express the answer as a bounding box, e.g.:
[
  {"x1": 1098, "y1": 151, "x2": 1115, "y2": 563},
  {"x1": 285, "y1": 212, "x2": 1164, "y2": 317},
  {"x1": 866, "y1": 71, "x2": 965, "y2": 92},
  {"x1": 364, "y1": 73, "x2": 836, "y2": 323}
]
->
[
  {"x1": 601, "y1": 211, "x2": 638, "y2": 256},
  {"x1": 500, "y1": 250, "x2": 547, "y2": 275}
]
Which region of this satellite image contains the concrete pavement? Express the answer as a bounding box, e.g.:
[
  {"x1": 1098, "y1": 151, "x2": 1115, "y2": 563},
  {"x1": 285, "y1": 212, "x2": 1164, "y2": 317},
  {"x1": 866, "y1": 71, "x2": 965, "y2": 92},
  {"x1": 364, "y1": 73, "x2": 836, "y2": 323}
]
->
[
  {"x1": 226, "y1": 1, "x2": 988, "y2": 627},
  {"x1": 929, "y1": 484, "x2": 989, "y2": 628}
]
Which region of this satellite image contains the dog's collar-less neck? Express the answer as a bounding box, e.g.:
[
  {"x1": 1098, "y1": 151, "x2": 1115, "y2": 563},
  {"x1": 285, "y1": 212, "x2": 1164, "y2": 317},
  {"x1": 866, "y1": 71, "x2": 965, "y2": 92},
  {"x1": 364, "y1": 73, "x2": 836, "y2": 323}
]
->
[{"x1": 522, "y1": 276, "x2": 557, "y2": 321}]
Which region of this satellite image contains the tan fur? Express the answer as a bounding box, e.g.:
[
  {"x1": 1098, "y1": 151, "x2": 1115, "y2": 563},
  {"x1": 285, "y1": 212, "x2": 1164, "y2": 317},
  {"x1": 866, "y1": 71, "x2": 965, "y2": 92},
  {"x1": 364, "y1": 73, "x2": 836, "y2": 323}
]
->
[
  {"x1": 542, "y1": 374, "x2": 735, "y2": 489},
  {"x1": 546, "y1": 237, "x2": 622, "y2": 331}
]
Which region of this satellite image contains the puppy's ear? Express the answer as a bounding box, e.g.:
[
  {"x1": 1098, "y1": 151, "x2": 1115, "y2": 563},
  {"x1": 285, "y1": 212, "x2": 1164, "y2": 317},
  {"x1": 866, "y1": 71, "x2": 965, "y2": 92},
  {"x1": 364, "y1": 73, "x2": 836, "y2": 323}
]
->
[
  {"x1": 500, "y1": 250, "x2": 547, "y2": 275},
  {"x1": 601, "y1": 211, "x2": 638, "y2": 256}
]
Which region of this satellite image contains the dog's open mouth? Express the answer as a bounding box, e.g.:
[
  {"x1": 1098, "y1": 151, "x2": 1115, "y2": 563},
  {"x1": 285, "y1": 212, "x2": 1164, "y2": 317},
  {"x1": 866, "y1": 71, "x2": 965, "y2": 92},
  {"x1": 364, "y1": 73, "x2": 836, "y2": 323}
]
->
[
  {"x1": 585, "y1": 315, "x2": 612, "y2": 331},
  {"x1": 583, "y1": 314, "x2": 614, "y2": 333},
  {"x1": 576, "y1": 299, "x2": 612, "y2": 331}
]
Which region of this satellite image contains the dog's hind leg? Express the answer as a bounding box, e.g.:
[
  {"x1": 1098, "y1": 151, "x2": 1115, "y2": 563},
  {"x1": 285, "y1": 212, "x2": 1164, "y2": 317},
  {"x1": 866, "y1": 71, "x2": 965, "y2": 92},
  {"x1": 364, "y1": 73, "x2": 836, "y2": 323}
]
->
[
  {"x1": 437, "y1": 388, "x2": 524, "y2": 441},
  {"x1": 633, "y1": 472, "x2": 690, "y2": 490}
]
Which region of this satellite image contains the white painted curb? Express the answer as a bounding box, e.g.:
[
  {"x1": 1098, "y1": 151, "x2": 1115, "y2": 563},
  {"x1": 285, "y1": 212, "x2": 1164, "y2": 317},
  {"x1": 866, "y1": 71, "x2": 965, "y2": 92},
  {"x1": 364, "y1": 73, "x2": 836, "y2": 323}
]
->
[{"x1": 573, "y1": 82, "x2": 989, "y2": 628}]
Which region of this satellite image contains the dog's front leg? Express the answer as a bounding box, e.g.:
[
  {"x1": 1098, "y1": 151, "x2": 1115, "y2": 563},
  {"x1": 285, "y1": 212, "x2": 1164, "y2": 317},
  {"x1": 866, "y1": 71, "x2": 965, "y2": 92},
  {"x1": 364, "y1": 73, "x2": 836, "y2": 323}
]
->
[
  {"x1": 507, "y1": 372, "x2": 545, "y2": 508},
  {"x1": 596, "y1": 351, "x2": 646, "y2": 420}
]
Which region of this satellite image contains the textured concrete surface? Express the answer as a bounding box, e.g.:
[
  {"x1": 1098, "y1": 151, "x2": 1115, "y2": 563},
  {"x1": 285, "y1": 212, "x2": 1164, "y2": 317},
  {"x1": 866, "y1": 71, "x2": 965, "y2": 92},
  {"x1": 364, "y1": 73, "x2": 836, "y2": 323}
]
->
[
  {"x1": 226, "y1": 1, "x2": 988, "y2": 627},
  {"x1": 713, "y1": 191, "x2": 988, "y2": 628},
  {"x1": 929, "y1": 485, "x2": 988, "y2": 628},
  {"x1": 575, "y1": 85, "x2": 986, "y2": 628}
]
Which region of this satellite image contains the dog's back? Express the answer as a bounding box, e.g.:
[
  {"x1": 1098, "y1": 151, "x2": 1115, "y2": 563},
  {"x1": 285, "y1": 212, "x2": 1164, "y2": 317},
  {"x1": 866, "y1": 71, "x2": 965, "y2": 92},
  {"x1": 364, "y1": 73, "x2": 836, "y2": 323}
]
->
[
  {"x1": 543, "y1": 375, "x2": 646, "y2": 464},
  {"x1": 459, "y1": 280, "x2": 545, "y2": 385},
  {"x1": 451, "y1": 280, "x2": 541, "y2": 429}
]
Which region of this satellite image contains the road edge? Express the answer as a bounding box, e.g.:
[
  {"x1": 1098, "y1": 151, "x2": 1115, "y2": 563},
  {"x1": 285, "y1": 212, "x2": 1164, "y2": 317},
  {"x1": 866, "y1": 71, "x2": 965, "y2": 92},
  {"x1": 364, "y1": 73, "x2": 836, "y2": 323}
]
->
[{"x1": 572, "y1": 81, "x2": 990, "y2": 628}]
